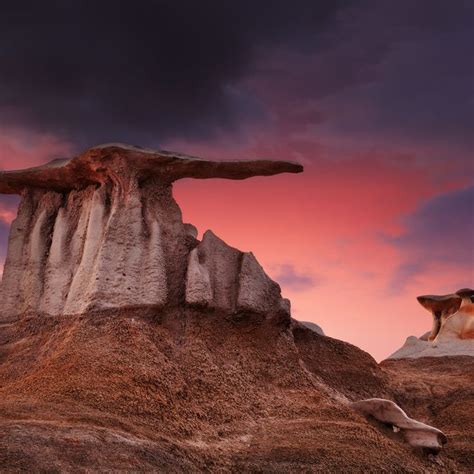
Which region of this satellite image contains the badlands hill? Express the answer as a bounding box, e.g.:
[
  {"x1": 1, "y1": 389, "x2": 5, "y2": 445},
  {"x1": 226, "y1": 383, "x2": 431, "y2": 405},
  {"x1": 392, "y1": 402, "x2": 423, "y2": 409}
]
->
[{"x1": 0, "y1": 144, "x2": 472, "y2": 472}]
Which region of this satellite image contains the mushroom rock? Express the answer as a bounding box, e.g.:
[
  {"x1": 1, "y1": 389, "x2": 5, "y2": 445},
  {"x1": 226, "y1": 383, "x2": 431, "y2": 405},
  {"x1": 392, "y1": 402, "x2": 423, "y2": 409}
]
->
[
  {"x1": 351, "y1": 398, "x2": 447, "y2": 453},
  {"x1": 416, "y1": 294, "x2": 462, "y2": 341},
  {"x1": 0, "y1": 143, "x2": 302, "y2": 321},
  {"x1": 387, "y1": 290, "x2": 474, "y2": 360},
  {"x1": 455, "y1": 287, "x2": 474, "y2": 306}
]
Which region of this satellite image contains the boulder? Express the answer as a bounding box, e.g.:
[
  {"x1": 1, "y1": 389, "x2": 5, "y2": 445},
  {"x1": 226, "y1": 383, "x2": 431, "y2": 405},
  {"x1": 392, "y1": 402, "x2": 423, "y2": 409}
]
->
[
  {"x1": 299, "y1": 320, "x2": 325, "y2": 335},
  {"x1": 351, "y1": 398, "x2": 447, "y2": 453},
  {"x1": 388, "y1": 289, "x2": 474, "y2": 359},
  {"x1": 185, "y1": 230, "x2": 290, "y2": 319}
]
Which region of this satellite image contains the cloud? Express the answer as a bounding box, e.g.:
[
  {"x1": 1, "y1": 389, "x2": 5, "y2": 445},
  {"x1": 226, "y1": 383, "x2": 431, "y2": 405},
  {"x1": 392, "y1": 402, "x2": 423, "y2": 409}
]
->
[
  {"x1": 1, "y1": 0, "x2": 470, "y2": 169},
  {"x1": 386, "y1": 185, "x2": 474, "y2": 292},
  {"x1": 273, "y1": 264, "x2": 321, "y2": 291},
  {"x1": 0, "y1": 202, "x2": 16, "y2": 224},
  {"x1": 0, "y1": 127, "x2": 72, "y2": 169},
  {"x1": 244, "y1": 0, "x2": 473, "y2": 172},
  {"x1": 0, "y1": 1, "x2": 346, "y2": 147}
]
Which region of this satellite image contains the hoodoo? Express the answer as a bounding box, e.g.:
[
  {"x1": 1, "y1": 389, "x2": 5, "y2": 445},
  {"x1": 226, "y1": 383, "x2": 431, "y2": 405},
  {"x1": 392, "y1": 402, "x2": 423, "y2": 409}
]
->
[
  {"x1": 0, "y1": 143, "x2": 302, "y2": 321},
  {"x1": 388, "y1": 289, "x2": 474, "y2": 359}
]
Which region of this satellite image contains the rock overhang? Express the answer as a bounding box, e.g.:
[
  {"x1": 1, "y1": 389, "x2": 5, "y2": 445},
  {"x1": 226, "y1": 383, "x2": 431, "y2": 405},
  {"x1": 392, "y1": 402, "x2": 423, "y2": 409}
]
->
[
  {"x1": 416, "y1": 294, "x2": 462, "y2": 315},
  {"x1": 351, "y1": 398, "x2": 447, "y2": 453},
  {"x1": 0, "y1": 143, "x2": 304, "y2": 194}
]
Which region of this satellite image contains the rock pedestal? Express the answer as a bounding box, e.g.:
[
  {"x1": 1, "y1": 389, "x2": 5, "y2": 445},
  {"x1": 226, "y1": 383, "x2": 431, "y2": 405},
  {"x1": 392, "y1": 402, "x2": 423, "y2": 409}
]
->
[
  {"x1": 387, "y1": 289, "x2": 474, "y2": 359},
  {"x1": 0, "y1": 143, "x2": 302, "y2": 321}
]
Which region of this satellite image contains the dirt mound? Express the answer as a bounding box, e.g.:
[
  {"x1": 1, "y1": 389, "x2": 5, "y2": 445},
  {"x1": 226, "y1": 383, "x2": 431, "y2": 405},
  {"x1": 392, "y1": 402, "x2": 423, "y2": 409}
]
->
[
  {"x1": 381, "y1": 356, "x2": 474, "y2": 471},
  {"x1": 1, "y1": 310, "x2": 468, "y2": 472}
]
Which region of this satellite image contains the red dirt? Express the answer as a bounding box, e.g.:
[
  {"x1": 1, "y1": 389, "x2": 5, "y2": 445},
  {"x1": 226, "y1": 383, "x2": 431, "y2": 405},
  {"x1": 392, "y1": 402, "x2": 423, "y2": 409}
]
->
[
  {"x1": 382, "y1": 356, "x2": 474, "y2": 471},
  {"x1": 0, "y1": 309, "x2": 471, "y2": 472}
]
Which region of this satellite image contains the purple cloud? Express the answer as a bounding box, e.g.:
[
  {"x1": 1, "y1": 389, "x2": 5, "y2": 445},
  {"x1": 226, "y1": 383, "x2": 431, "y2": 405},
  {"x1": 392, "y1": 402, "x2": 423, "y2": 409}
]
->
[
  {"x1": 386, "y1": 185, "x2": 474, "y2": 292},
  {"x1": 273, "y1": 264, "x2": 321, "y2": 291}
]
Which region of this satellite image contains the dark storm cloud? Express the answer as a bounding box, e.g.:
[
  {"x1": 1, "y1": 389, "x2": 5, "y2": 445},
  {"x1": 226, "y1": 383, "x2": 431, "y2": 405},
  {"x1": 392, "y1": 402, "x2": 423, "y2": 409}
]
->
[
  {"x1": 0, "y1": 0, "x2": 348, "y2": 147},
  {"x1": 247, "y1": 0, "x2": 474, "y2": 158},
  {"x1": 0, "y1": 0, "x2": 471, "y2": 159},
  {"x1": 387, "y1": 185, "x2": 474, "y2": 292}
]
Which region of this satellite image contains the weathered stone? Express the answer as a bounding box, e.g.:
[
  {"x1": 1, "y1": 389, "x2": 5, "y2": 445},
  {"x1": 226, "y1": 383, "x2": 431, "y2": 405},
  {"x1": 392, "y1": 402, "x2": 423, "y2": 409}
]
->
[
  {"x1": 237, "y1": 252, "x2": 284, "y2": 314},
  {"x1": 417, "y1": 294, "x2": 462, "y2": 341},
  {"x1": 185, "y1": 247, "x2": 213, "y2": 307},
  {"x1": 455, "y1": 287, "x2": 474, "y2": 303},
  {"x1": 0, "y1": 143, "x2": 303, "y2": 194},
  {"x1": 183, "y1": 223, "x2": 198, "y2": 239},
  {"x1": 0, "y1": 144, "x2": 302, "y2": 319},
  {"x1": 184, "y1": 231, "x2": 289, "y2": 318},
  {"x1": 351, "y1": 398, "x2": 447, "y2": 453},
  {"x1": 387, "y1": 289, "x2": 474, "y2": 359}
]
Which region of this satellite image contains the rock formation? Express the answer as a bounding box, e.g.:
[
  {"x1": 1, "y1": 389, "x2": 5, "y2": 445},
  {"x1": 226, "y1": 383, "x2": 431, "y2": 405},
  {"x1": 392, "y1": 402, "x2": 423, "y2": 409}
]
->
[
  {"x1": 0, "y1": 144, "x2": 301, "y2": 321},
  {"x1": 381, "y1": 287, "x2": 474, "y2": 468},
  {"x1": 185, "y1": 230, "x2": 290, "y2": 321},
  {"x1": 388, "y1": 288, "x2": 474, "y2": 359},
  {"x1": 417, "y1": 294, "x2": 463, "y2": 341},
  {"x1": 351, "y1": 398, "x2": 447, "y2": 453}
]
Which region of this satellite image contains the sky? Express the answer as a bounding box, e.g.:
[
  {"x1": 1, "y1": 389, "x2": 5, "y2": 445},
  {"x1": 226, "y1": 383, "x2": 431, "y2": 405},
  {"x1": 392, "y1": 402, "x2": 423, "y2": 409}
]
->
[{"x1": 0, "y1": 0, "x2": 473, "y2": 360}]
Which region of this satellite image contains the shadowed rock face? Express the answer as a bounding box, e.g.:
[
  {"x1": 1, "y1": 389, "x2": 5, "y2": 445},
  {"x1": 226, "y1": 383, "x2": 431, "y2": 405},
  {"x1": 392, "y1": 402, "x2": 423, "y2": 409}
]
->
[{"x1": 0, "y1": 144, "x2": 302, "y2": 320}]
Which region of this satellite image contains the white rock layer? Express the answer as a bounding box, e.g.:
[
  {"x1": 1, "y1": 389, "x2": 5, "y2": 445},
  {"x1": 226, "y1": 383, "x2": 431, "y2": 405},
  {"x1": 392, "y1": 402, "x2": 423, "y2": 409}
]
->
[
  {"x1": 0, "y1": 182, "x2": 175, "y2": 318},
  {"x1": 185, "y1": 231, "x2": 290, "y2": 317}
]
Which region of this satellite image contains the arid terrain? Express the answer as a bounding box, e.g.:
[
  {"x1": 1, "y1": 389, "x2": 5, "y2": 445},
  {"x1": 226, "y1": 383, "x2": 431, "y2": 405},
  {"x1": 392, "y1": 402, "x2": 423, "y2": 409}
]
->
[
  {"x1": 0, "y1": 308, "x2": 472, "y2": 472},
  {"x1": 0, "y1": 145, "x2": 472, "y2": 472}
]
